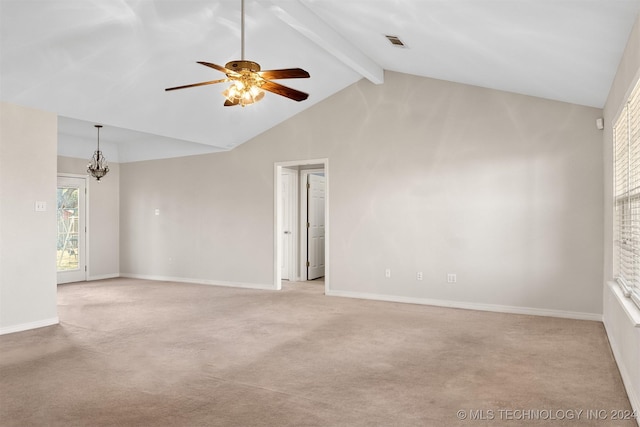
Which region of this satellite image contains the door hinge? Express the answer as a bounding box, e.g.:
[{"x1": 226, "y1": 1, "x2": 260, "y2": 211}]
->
[
  {"x1": 306, "y1": 261, "x2": 310, "y2": 267},
  {"x1": 306, "y1": 222, "x2": 310, "y2": 228},
  {"x1": 84, "y1": 265, "x2": 87, "y2": 272},
  {"x1": 307, "y1": 183, "x2": 310, "y2": 189}
]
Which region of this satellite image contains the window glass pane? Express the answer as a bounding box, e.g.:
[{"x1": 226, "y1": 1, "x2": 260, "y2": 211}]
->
[
  {"x1": 614, "y1": 78, "x2": 640, "y2": 307},
  {"x1": 57, "y1": 186, "x2": 80, "y2": 271}
]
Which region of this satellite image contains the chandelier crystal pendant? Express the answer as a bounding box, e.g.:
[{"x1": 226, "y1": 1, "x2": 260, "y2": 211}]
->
[{"x1": 87, "y1": 124, "x2": 109, "y2": 181}]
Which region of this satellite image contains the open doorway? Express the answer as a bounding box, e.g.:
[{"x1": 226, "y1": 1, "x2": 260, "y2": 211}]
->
[{"x1": 274, "y1": 159, "x2": 329, "y2": 293}]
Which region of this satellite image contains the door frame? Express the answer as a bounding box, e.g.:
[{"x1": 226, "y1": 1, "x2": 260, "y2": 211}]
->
[
  {"x1": 57, "y1": 173, "x2": 89, "y2": 284},
  {"x1": 274, "y1": 159, "x2": 329, "y2": 293}
]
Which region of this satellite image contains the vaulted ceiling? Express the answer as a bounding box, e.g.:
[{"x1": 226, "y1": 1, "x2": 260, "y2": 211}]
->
[{"x1": 2, "y1": 0, "x2": 639, "y2": 162}]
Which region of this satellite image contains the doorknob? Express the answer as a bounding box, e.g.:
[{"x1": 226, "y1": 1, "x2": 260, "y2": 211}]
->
[{"x1": 284, "y1": 231, "x2": 291, "y2": 234}]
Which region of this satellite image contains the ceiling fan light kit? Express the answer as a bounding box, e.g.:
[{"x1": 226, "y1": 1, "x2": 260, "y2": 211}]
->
[
  {"x1": 165, "y1": 0, "x2": 310, "y2": 107},
  {"x1": 221, "y1": 60, "x2": 266, "y2": 107}
]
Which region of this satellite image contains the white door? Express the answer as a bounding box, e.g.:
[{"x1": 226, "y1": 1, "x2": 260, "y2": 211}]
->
[
  {"x1": 57, "y1": 176, "x2": 86, "y2": 284},
  {"x1": 280, "y1": 169, "x2": 296, "y2": 280},
  {"x1": 307, "y1": 174, "x2": 325, "y2": 280}
]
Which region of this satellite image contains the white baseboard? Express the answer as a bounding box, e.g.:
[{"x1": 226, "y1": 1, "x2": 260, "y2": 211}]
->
[
  {"x1": 88, "y1": 273, "x2": 120, "y2": 281},
  {"x1": 120, "y1": 273, "x2": 276, "y2": 291},
  {"x1": 325, "y1": 289, "x2": 603, "y2": 322},
  {"x1": 0, "y1": 317, "x2": 59, "y2": 336}
]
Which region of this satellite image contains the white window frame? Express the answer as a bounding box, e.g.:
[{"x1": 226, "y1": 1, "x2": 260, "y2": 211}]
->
[{"x1": 613, "y1": 76, "x2": 640, "y2": 310}]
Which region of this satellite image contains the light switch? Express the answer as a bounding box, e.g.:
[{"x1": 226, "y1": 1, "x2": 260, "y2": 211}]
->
[
  {"x1": 35, "y1": 201, "x2": 47, "y2": 212},
  {"x1": 154, "y1": 209, "x2": 160, "y2": 216}
]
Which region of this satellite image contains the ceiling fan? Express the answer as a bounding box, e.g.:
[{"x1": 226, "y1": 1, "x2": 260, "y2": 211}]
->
[{"x1": 165, "y1": 0, "x2": 310, "y2": 107}]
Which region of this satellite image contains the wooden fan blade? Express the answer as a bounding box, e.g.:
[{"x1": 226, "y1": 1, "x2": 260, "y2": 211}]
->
[
  {"x1": 258, "y1": 68, "x2": 310, "y2": 80},
  {"x1": 165, "y1": 79, "x2": 227, "y2": 91},
  {"x1": 261, "y1": 81, "x2": 309, "y2": 102},
  {"x1": 198, "y1": 61, "x2": 238, "y2": 76}
]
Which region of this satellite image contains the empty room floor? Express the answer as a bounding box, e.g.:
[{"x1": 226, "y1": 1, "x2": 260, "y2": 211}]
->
[{"x1": 0, "y1": 278, "x2": 635, "y2": 426}]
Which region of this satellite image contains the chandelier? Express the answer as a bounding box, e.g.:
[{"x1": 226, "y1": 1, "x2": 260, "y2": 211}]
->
[{"x1": 87, "y1": 124, "x2": 109, "y2": 181}]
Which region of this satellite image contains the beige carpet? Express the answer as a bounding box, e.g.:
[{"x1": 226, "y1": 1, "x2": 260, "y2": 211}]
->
[{"x1": 0, "y1": 278, "x2": 635, "y2": 426}]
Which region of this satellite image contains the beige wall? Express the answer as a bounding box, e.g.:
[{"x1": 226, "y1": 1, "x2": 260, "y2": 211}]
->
[
  {"x1": 121, "y1": 71, "x2": 604, "y2": 317},
  {"x1": 0, "y1": 102, "x2": 58, "y2": 333},
  {"x1": 57, "y1": 156, "x2": 120, "y2": 279}
]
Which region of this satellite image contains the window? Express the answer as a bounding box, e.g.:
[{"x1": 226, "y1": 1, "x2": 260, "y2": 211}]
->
[{"x1": 614, "y1": 77, "x2": 640, "y2": 309}]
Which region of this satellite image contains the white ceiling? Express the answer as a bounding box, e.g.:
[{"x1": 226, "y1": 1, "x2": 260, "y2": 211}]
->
[{"x1": 2, "y1": 0, "x2": 639, "y2": 163}]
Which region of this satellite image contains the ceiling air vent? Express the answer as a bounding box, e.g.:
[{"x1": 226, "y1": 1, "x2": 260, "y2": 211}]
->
[{"x1": 385, "y1": 35, "x2": 406, "y2": 47}]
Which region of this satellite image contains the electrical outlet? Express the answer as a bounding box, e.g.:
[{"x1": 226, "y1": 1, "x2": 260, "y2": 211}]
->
[
  {"x1": 417, "y1": 272, "x2": 423, "y2": 280},
  {"x1": 447, "y1": 273, "x2": 457, "y2": 283},
  {"x1": 385, "y1": 268, "x2": 391, "y2": 278}
]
